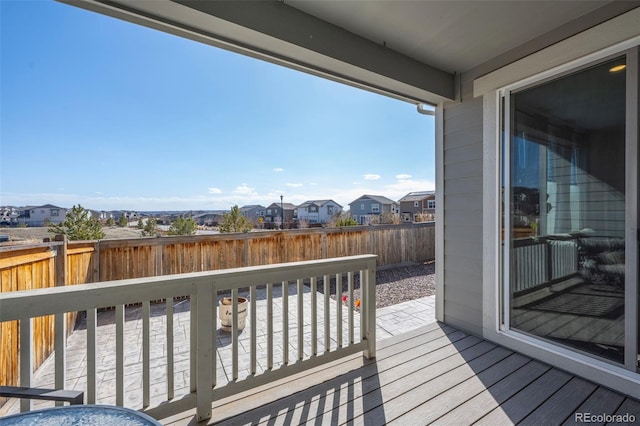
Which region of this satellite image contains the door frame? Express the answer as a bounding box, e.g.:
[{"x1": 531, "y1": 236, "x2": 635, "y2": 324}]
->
[{"x1": 480, "y1": 32, "x2": 640, "y2": 396}]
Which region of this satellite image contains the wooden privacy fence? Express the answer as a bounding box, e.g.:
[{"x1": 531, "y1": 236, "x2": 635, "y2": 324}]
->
[
  {"x1": 0, "y1": 222, "x2": 434, "y2": 405},
  {"x1": 96, "y1": 222, "x2": 435, "y2": 281}
]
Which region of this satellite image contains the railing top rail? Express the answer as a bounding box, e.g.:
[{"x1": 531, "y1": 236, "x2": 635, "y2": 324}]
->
[{"x1": 0, "y1": 255, "x2": 377, "y2": 321}]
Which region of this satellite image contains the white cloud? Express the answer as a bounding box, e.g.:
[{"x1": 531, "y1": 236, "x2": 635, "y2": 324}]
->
[
  {"x1": 208, "y1": 187, "x2": 222, "y2": 194},
  {"x1": 234, "y1": 184, "x2": 257, "y2": 195},
  {"x1": 273, "y1": 168, "x2": 284, "y2": 172},
  {"x1": 286, "y1": 183, "x2": 303, "y2": 188},
  {"x1": 395, "y1": 174, "x2": 412, "y2": 179},
  {"x1": 363, "y1": 174, "x2": 381, "y2": 180}
]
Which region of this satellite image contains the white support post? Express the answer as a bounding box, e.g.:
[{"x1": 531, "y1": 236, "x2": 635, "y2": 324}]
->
[
  {"x1": 166, "y1": 298, "x2": 174, "y2": 400},
  {"x1": 250, "y1": 285, "x2": 257, "y2": 375},
  {"x1": 297, "y1": 278, "x2": 303, "y2": 361},
  {"x1": 190, "y1": 294, "x2": 196, "y2": 393},
  {"x1": 54, "y1": 312, "x2": 66, "y2": 407},
  {"x1": 54, "y1": 236, "x2": 67, "y2": 406},
  {"x1": 364, "y1": 261, "x2": 377, "y2": 359},
  {"x1": 212, "y1": 291, "x2": 217, "y2": 388},
  {"x1": 267, "y1": 283, "x2": 273, "y2": 370},
  {"x1": 323, "y1": 275, "x2": 330, "y2": 353},
  {"x1": 348, "y1": 271, "x2": 354, "y2": 345},
  {"x1": 311, "y1": 277, "x2": 317, "y2": 356},
  {"x1": 231, "y1": 288, "x2": 239, "y2": 381},
  {"x1": 116, "y1": 304, "x2": 124, "y2": 406},
  {"x1": 142, "y1": 300, "x2": 150, "y2": 408},
  {"x1": 19, "y1": 317, "x2": 33, "y2": 413},
  {"x1": 86, "y1": 308, "x2": 97, "y2": 404},
  {"x1": 282, "y1": 281, "x2": 289, "y2": 365},
  {"x1": 195, "y1": 284, "x2": 213, "y2": 422},
  {"x1": 336, "y1": 273, "x2": 342, "y2": 348}
]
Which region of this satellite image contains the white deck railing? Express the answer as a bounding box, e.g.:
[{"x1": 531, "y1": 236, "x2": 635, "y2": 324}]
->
[{"x1": 0, "y1": 255, "x2": 377, "y2": 422}]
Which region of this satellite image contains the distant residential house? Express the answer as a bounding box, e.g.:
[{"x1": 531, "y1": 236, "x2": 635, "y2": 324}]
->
[
  {"x1": 239, "y1": 205, "x2": 266, "y2": 225},
  {"x1": 193, "y1": 212, "x2": 225, "y2": 226},
  {"x1": 296, "y1": 200, "x2": 342, "y2": 225},
  {"x1": 265, "y1": 202, "x2": 297, "y2": 228},
  {"x1": 399, "y1": 191, "x2": 436, "y2": 222},
  {"x1": 0, "y1": 207, "x2": 20, "y2": 225},
  {"x1": 348, "y1": 195, "x2": 398, "y2": 225},
  {"x1": 18, "y1": 204, "x2": 67, "y2": 226},
  {"x1": 90, "y1": 210, "x2": 115, "y2": 222}
]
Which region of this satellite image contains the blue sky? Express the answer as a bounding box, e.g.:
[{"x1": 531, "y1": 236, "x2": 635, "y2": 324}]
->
[{"x1": 1, "y1": 0, "x2": 435, "y2": 212}]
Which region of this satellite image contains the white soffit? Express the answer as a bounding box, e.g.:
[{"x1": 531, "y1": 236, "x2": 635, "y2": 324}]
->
[
  {"x1": 473, "y1": 7, "x2": 640, "y2": 96},
  {"x1": 287, "y1": 0, "x2": 612, "y2": 74},
  {"x1": 61, "y1": 0, "x2": 454, "y2": 105}
]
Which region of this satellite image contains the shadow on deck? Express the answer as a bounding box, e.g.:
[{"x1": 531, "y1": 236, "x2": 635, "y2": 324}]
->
[{"x1": 163, "y1": 322, "x2": 640, "y2": 425}]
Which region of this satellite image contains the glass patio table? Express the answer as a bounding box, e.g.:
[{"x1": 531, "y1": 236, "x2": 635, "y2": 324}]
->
[{"x1": 0, "y1": 405, "x2": 161, "y2": 425}]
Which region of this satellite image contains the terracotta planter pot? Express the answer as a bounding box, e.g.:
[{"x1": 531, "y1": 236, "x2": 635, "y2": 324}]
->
[{"x1": 218, "y1": 297, "x2": 248, "y2": 332}]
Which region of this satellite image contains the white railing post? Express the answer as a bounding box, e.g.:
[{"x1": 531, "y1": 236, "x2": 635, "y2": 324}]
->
[
  {"x1": 282, "y1": 281, "x2": 289, "y2": 366},
  {"x1": 54, "y1": 312, "x2": 66, "y2": 407},
  {"x1": 86, "y1": 308, "x2": 97, "y2": 404},
  {"x1": 195, "y1": 284, "x2": 214, "y2": 422},
  {"x1": 166, "y1": 298, "x2": 174, "y2": 400},
  {"x1": 142, "y1": 300, "x2": 150, "y2": 408},
  {"x1": 19, "y1": 317, "x2": 33, "y2": 413},
  {"x1": 54, "y1": 236, "x2": 67, "y2": 407},
  {"x1": 115, "y1": 305, "x2": 124, "y2": 406},
  {"x1": 363, "y1": 260, "x2": 376, "y2": 359},
  {"x1": 231, "y1": 288, "x2": 238, "y2": 381}
]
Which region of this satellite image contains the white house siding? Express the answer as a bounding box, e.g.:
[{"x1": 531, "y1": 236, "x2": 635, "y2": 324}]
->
[{"x1": 442, "y1": 97, "x2": 484, "y2": 336}]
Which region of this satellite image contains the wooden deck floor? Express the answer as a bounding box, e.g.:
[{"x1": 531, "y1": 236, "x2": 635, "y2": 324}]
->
[{"x1": 162, "y1": 322, "x2": 640, "y2": 425}]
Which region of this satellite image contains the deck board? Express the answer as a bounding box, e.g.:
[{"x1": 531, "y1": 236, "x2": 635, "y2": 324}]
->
[
  {"x1": 562, "y1": 387, "x2": 626, "y2": 425},
  {"x1": 475, "y1": 368, "x2": 573, "y2": 425},
  {"x1": 434, "y1": 360, "x2": 550, "y2": 425},
  {"x1": 519, "y1": 377, "x2": 597, "y2": 425},
  {"x1": 161, "y1": 322, "x2": 640, "y2": 426}
]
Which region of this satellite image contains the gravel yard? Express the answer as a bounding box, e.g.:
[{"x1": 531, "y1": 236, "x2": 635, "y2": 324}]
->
[{"x1": 316, "y1": 261, "x2": 436, "y2": 308}]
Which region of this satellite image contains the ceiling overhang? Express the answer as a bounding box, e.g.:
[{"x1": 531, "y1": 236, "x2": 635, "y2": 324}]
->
[{"x1": 60, "y1": 0, "x2": 455, "y2": 105}]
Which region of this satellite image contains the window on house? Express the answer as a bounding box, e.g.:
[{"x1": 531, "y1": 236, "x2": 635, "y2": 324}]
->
[
  {"x1": 327, "y1": 206, "x2": 334, "y2": 214},
  {"x1": 427, "y1": 200, "x2": 435, "y2": 209},
  {"x1": 267, "y1": 209, "x2": 271, "y2": 215},
  {"x1": 360, "y1": 204, "x2": 364, "y2": 210},
  {"x1": 414, "y1": 201, "x2": 419, "y2": 207},
  {"x1": 50, "y1": 209, "x2": 59, "y2": 216},
  {"x1": 371, "y1": 204, "x2": 380, "y2": 212}
]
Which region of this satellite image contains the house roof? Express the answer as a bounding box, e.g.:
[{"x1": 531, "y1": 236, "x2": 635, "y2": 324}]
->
[
  {"x1": 64, "y1": 1, "x2": 637, "y2": 105},
  {"x1": 298, "y1": 200, "x2": 342, "y2": 208},
  {"x1": 399, "y1": 191, "x2": 436, "y2": 202},
  {"x1": 35, "y1": 204, "x2": 65, "y2": 209},
  {"x1": 239, "y1": 205, "x2": 264, "y2": 211},
  {"x1": 350, "y1": 195, "x2": 396, "y2": 206},
  {"x1": 267, "y1": 202, "x2": 297, "y2": 210}
]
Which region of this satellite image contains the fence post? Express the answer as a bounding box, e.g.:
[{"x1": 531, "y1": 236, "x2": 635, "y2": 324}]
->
[
  {"x1": 321, "y1": 229, "x2": 327, "y2": 259},
  {"x1": 93, "y1": 240, "x2": 100, "y2": 283},
  {"x1": 54, "y1": 235, "x2": 67, "y2": 404},
  {"x1": 242, "y1": 233, "x2": 249, "y2": 267},
  {"x1": 54, "y1": 235, "x2": 68, "y2": 287}
]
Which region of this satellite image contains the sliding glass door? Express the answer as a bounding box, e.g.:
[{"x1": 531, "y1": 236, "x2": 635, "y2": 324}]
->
[{"x1": 503, "y1": 50, "x2": 638, "y2": 369}]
